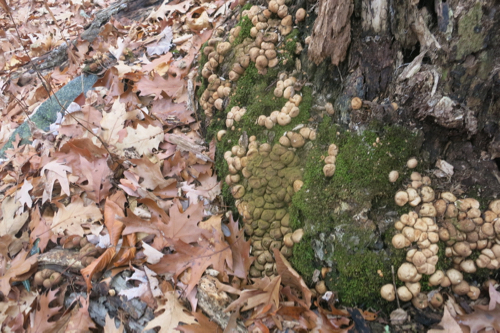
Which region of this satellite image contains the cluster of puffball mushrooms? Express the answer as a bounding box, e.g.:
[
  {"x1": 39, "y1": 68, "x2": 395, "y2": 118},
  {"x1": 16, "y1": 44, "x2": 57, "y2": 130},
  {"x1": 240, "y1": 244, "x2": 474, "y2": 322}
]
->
[
  {"x1": 381, "y1": 158, "x2": 500, "y2": 309},
  {"x1": 257, "y1": 75, "x2": 303, "y2": 129},
  {"x1": 199, "y1": 0, "x2": 306, "y2": 118},
  {"x1": 323, "y1": 143, "x2": 338, "y2": 177},
  {"x1": 224, "y1": 135, "x2": 307, "y2": 277}
]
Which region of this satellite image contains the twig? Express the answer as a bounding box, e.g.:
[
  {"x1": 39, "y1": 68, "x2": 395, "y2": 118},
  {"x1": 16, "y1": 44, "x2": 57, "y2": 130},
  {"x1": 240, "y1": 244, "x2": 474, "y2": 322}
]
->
[{"x1": 5, "y1": 11, "x2": 119, "y2": 164}]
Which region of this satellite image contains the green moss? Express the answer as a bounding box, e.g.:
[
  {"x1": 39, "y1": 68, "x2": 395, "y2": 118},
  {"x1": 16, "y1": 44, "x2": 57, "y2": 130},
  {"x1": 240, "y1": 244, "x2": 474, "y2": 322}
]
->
[
  {"x1": 456, "y1": 3, "x2": 484, "y2": 60},
  {"x1": 289, "y1": 117, "x2": 423, "y2": 307},
  {"x1": 232, "y1": 15, "x2": 253, "y2": 46},
  {"x1": 289, "y1": 235, "x2": 316, "y2": 284}
]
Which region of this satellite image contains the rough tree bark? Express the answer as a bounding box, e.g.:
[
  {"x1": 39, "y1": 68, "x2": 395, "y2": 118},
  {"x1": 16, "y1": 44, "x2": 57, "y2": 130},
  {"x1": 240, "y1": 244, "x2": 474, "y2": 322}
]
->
[{"x1": 303, "y1": 0, "x2": 500, "y2": 197}]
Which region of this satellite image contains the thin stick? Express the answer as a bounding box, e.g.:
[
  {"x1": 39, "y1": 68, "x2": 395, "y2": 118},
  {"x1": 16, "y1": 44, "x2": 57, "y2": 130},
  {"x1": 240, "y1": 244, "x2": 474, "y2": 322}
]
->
[
  {"x1": 391, "y1": 265, "x2": 400, "y2": 308},
  {"x1": 5, "y1": 12, "x2": 118, "y2": 163}
]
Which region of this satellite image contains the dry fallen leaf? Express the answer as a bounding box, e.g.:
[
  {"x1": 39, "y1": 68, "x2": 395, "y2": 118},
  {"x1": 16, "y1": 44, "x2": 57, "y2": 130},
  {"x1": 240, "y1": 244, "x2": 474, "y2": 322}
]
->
[
  {"x1": 28, "y1": 289, "x2": 62, "y2": 333},
  {"x1": 144, "y1": 291, "x2": 197, "y2": 333},
  {"x1": 52, "y1": 197, "x2": 103, "y2": 236},
  {"x1": 103, "y1": 313, "x2": 124, "y2": 333},
  {"x1": 81, "y1": 247, "x2": 116, "y2": 292},
  {"x1": 0, "y1": 195, "x2": 29, "y2": 237},
  {"x1": 0, "y1": 249, "x2": 38, "y2": 296},
  {"x1": 41, "y1": 160, "x2": 72, "y2": 203}
]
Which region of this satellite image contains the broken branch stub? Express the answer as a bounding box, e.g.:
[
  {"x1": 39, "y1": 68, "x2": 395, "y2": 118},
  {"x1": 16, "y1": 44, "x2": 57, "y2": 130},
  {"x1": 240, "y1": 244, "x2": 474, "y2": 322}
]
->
[{"x1": 307, "y1": 0, "x2": 354, "y2": 65}]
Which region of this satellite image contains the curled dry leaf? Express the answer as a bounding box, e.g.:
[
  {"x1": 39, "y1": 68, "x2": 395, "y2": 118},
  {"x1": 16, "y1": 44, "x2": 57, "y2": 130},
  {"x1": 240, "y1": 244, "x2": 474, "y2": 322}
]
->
[{"x1": 81, "y1": 247, "x2": 116, "y2": 292}]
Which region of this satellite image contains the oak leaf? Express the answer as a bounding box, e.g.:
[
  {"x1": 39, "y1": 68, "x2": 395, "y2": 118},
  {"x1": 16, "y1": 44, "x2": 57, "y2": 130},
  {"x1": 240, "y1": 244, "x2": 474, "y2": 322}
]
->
[
  {"x1": 0, "y1": 195, "x2": 29, "y2": 237},
  {"x1": 129, "y1": 157, "x2": 173, "y2": 190},
  {"x1": 273, "y1": 247, "x2": 312, "y2": 308},
  {"x1": 59, "y1": 296, "x2": 96, "y2": 333},
  {"x1": 52, "y1": 197, "x2": 103, "y2": 236},
  {"x1": 41, "y1": 160, "x2": 72, "y2": 203},
  {"x1": 103, "y1": 198, "x2": 125, "y2": 247},
  {"x1": 115, "y1": 124, "x2": 163, "y2": 157},
  {"x1": 15, "y1": 179, "x2": 33, "y2": 209},
  {"x1": 28, "y1": 289, "x2": 62, "y2": 333},
  {"x1": 226, "y1": 215, "x2": 254, "y2": 279},
  {"x1": 29, "y1": 205, "x2": 56, "y2": 252},
  {"x1": 134, "y1": 72, "x2": 184, "y2": 100},
  {"x1": 144, "y1": 291, "x2": 197, "y2": 333},
  {"x1": 81, "y1": 247, "x2": 116, "y2": 292},
  {"x1": 224, "y1": 275, "x2": 281, "y2": 314},
  {"x1": 428, "y1": 307, "x2": 463, "y2": 333},
  {"x1": 99, "y1": 99, "x2": 138, "y2": 145},
  {"x1": 0, "y1": 249, "x2": 38, "y2": 296},
  {"x1": 103, "y1": 313, "x2": 124, "y2": 333},
  {"x1": 78, "y1": 156, "x2": 113, "y2": 203},
  {"x1": 176, "y1": 310, "x2": 221, "y2": 333},
  {"x1": 149, "y1": 229, "x2": 232, "y2": 295}
]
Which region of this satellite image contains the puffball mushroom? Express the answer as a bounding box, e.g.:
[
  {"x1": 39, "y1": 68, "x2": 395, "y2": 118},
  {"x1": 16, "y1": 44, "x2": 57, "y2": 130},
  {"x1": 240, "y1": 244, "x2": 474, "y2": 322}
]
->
[
  {"x1": 291, "y1": 228, "x2": 304, "y2": 243},
  {"x1": 395, "y1": 191, "x2": 409, "y2": 206},
  {"x1": 429, "y1": 270, "x2": 445, "y2": 286},
  {"x1": 295, "y1": 8, "x2": 306, "y2": 22},
  {"x1": 430, "y1": 292, "x2": 444, "y2": 307},
  {"x1": 411, "y1": 293, "x2": 428, "y2": 309},
  {"x1": 389, "y1": 170, "x2": 399, "y2": 183},
  {"x1": 446, "y1": 269, "x2": 463, "y2": 285},
  {"x1": 392, "y1": 234, "x2": 408, "y2": 249},
  {"x1": 323, "y1": 164, "x2": 336, "y2": 177},
  {"x1": 380, "y1": 284, "x2": 395, "y2": 301},
  {"x1": 407, "y1": 157, "x2": 418, "y2": 169},
  {"x1": 325, "y1": 102, "x2": 334, "y2": 115},
  {"x1": 452, "y1": 280, "x2": 470, "y2": 295},
  {"x1": 398, "y1": 263, "x2": 418, "y2": 282},
  {"x1": 467, "y1": 286, "x2": 480, "y2": 300},
  {"x1": 216, "y1": 42, "x2": 231, "y2": 55},
  {"x1": 277, "y1": 113, "x2": 291, "y2": 126},
  {"x1": 420, "y1": 186, "x2": 435, "y2": 202},
  {"x1": 351, "y1": 97, "x2": 362, "y2": 110},
  {"x1": 405, "y1": 282, "x2": 421, "y2": 297},
  {"x1": 328, "y1": 144, "x2": 339, "y2": 156},
  {"x1": 397, "y1": 286, "x2": 413, "y2": 302},
  {"x1": 231, "y1": 185, "x2": 245, "y2": 199},
  {"x1": 217, "y1": 130, "x2": 226, "y2": 141}
]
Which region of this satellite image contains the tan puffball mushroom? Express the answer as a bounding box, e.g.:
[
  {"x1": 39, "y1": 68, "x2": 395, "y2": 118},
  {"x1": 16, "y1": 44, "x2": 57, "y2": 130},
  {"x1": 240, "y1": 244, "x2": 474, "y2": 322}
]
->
[
  {"x1": 231, "y1": 185, "x2": 245, "y2": 199},
  {"x1": 467, "y1": 286, "x2": 480, "y2": 300},
  {"x1": 325, "y1": 102, "x2": 334, "y2": 115},
  {"x1": 216, "y1": 42, "x2": 232, "y2": 55},
  {"x1": 411, "y1": 293, "x2": 428, "y2": 309},
  {"x1": 397, "y1": 286, "x2": 413, "y2": 302},
  {"x1": 292, "y1": 228, "x2": 304, "y2": 243},
  {"x1": 328, "y1": 144, "x2": 338, "y2": 156},
  {"x1": 392, "y1": 234, "x2": 408, "y2": 249},
  {"x1": 324, "y1": 156, "x2": 336, "y2": 164},
  {"x1": 217, "y1": 130, "x2": 226, "y2": 141},
  {"x1": 380, "y1": 284, "x2": 395, "y2": 301},
  {"x1": 277, "y1": 113, "x2": 291, "y2": 126},
  {"x1": 420, "y1": 186, "x2": 435, "y2": 202},
  {"x1": 459, "y1": 259, "x2": 476, "y2": 273},
  {"x1": 351, "y1": 97, "x2": 362, "y2": 110},
  {"x1": 446, "y1": 269, "x2": 463, "y2": 285},
  {"x1": 295, "y1": 8, "x2": 306, "y2": 22},
  {"x1": 407, "y1": 157, "x2": 418, "y2": 169},
  {"x1": 389, "y1": 170, "x2": 399, "y2": 183},
  {"x1": 405, "y1": 282, "x2": 421, "y2": 297},
  {"x1": 293, "y1": 180, "x2": 303, "y2": 192},
  {"x1": 430, "y1": 292, "x2": 444, "y2": 308},
  {"x1": 452, "y1": 280, "x2": 470, "y2": 296},
  {"x1": 395, "y1": 191, "x2": 409, "y2": 206},
  {"x1": 428, "y1": 270, "x2": 445, "y2": 286},
  {"x1": 323, "y1": 164, "x2": 336, "y2": 177},
  {"x1": 397, "y1": 263, "x2": 418, "y2": 282}
]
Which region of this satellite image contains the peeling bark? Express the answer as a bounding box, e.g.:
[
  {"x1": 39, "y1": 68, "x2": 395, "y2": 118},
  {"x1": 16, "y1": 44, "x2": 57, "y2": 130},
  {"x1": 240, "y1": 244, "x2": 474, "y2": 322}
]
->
[{"x1": 307, "y1": 0, "x2": 353, "y2": 65}]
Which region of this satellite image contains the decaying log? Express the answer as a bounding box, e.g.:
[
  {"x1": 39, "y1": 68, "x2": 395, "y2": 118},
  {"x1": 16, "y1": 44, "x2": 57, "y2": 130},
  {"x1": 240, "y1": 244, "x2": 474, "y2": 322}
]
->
[
  {"x1": 307, "y1": 0, "x2": 353, "y2": 66},
  {"x1": 197, "y1": 276, "x2": 247, "y2": 333}
]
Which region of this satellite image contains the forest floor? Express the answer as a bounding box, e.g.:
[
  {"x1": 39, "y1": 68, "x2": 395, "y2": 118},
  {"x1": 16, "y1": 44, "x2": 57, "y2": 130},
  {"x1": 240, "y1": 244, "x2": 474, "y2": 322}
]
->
[{"x1": 0, "y1": 0, "x2": 499, "y2": 332}]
